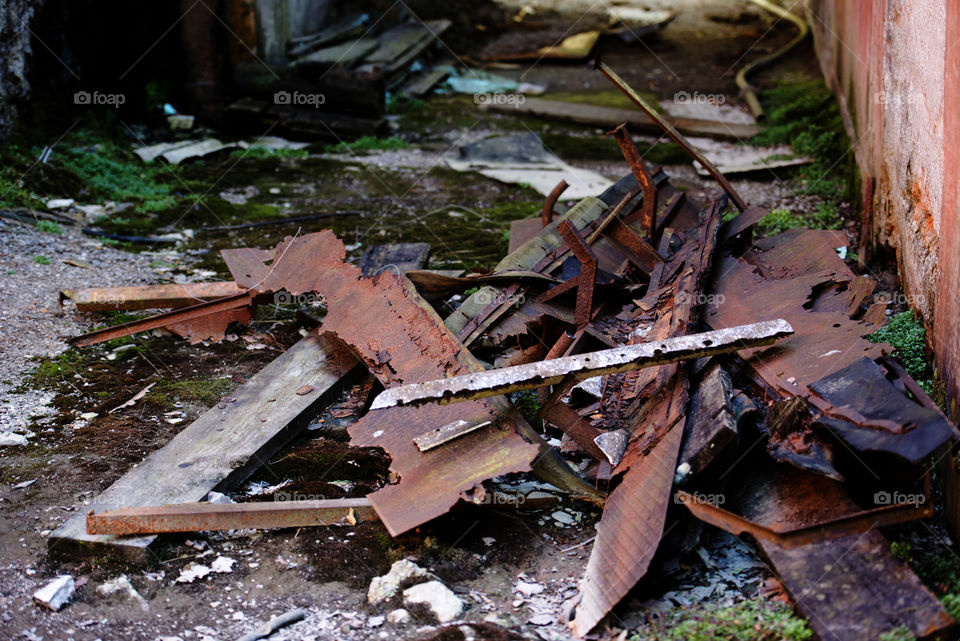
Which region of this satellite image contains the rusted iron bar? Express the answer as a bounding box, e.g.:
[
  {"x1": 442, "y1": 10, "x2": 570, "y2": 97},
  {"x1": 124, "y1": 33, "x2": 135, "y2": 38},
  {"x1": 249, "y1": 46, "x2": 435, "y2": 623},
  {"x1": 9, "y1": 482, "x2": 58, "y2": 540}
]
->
[
  {"x1": 604, "y1": 218, "x2": 664, "y2": 273},
  {"x1": 86, "y1": 498, "x2": 376, "y2": 535},
  {"x1": 370, "y1": 319, "x2": 793, "y2": 409},
  {"x1": 585, "y1": 187, "x2": 642, "y2": 244},
  {"x1": 596, "y1": 59, "x2": 747, "y2": 211},
  {"x1": 556, "y1": 220, "x2": 597, "y2": 328},
  {"x1": 542, "y1": 179, "x2": 570, "y2": 228},
  {"x1": 60, "y1": 281, "x2": 245, "y2": 312},
  {"x1": 69, "y1": 293, "x2": 255, "y2": 347},
  {"x1": 539, "y1": 398, "x2": 606, "y2": 461},
  {"x1": 677, "y1": 481, "x2": 932, "y2": 549},
  {"x1": 610, "y1": 124, "x2": 657, "y2": 239}
]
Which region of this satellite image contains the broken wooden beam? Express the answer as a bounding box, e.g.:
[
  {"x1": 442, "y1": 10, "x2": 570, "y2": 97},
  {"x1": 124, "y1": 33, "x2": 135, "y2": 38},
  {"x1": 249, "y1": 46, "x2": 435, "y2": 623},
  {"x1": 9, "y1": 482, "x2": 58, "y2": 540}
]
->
[
  {"x1": 86, "y1": 498, "x2": 376, "y2": 536},
  {"x1": 48, "y1": 332, "x2": 361, "y2": 561},
  {"x1": 370, "y1": 320, "x2": 794, "y2": 410}
]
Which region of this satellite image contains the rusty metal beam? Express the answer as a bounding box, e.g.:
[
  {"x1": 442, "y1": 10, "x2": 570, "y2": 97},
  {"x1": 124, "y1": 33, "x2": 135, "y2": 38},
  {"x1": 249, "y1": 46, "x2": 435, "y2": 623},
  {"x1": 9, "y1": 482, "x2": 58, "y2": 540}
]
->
[
  {"x1": 69, "y1": 293, "x2": 255, "y2": 347},
  {"x1": 677, "y1": 472, "x2": 932, "y2": 549},
  {"x1": 596, "y1": 59, "x2": 747, "y2": 211},
  {"x1": 370, "y1": 319, "x2": 794, "y2": 409},
  {"x1": 610, "y1": 124, "x2": 657, "y2": 238},
  {"x1": 60, "y1": 281, "x2": 245, "y2": 312},
  {"x1": 542, "y1": 179, "x2": 570, "y2": 228},
  {"x1": 86, "y1": 498, "x2": 376, "y2": 535}
]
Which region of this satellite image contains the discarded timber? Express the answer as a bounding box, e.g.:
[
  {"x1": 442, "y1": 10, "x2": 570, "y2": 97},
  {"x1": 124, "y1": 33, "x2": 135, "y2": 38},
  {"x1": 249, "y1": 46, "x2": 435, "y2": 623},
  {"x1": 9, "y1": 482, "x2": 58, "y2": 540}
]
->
[
  {"x1": 86, "y1": 498, "x2": 376, "y2": 536},
  {"x1": 48, "y1": 333, "x2": 360, "y2": 561},
  {"x1": 679, "y1": 362, "x2": 737, "y2": 475},
  {"x1": 370, "y1": 320, "x2": 793, "y2": 409},
  {"x1": 60, "y1": 281, "x2": 244, "y2": 312},
  {"x1": 484, "y1": 96, "x2": 762, "y2": 141}
]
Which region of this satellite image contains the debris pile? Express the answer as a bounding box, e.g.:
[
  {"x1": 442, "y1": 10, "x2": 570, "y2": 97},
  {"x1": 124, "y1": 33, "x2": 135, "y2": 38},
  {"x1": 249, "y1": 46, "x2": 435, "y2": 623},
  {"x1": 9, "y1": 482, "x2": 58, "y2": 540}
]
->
[{"x1": 53, "y1": 65, "x2": 957, "y2": 641}]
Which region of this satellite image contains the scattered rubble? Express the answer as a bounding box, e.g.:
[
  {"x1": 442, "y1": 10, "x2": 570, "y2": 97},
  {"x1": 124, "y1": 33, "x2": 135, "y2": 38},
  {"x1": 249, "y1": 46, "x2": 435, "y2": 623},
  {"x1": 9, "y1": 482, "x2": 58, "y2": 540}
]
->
[
  {"x1": 32, "y1": 575, "x2": 74, "y2": 612},
  {"x1": 368, "y1": 560, "x2": 435, "y2": 606},
  {"x1": 403, "y1": 580, "x2": 465, "y2": 623}
]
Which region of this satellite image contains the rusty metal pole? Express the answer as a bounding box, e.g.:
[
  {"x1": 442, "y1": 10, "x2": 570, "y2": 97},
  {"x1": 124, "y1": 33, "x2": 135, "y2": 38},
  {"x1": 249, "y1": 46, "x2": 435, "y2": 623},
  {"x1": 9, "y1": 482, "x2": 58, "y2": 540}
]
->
[
  {"x1": 609, "y1": 124, "x2": 657, "y2": 240},
  {"x1": 542, "y1": 180, "x2": 570, "y2": 228}
]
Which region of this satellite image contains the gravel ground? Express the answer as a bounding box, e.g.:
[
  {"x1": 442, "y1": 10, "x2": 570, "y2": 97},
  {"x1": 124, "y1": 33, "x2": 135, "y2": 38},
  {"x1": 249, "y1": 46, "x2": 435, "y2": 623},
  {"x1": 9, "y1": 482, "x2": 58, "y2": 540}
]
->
[{"x1": 0, "y1": 221, "x2": 157, "y2": 436}]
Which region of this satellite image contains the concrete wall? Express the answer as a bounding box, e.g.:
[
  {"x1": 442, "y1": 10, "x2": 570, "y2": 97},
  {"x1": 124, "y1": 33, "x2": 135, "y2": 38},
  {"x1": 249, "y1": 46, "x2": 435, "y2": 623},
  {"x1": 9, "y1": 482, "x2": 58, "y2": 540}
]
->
[
  {"x1": 0, "y1": 0, "x2": 43, "y2": 139},
  {"x1": 808, "y1": 0, "x2": 959, "y2": 414},
  {"x1": 255, "y1": 0, "x2": 330, "y2": 64}
]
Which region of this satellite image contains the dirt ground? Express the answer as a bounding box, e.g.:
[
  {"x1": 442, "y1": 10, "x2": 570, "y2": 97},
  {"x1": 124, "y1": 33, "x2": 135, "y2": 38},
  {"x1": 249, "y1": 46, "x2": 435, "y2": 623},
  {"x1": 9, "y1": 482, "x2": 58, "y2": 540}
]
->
[{"x1": 0, "y1": 1, "x2": 905, "y2": 640}]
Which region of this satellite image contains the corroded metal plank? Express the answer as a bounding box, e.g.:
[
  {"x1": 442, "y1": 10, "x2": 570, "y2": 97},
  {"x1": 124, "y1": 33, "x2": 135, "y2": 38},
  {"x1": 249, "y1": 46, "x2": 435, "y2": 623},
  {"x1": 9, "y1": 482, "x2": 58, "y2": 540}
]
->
[
  {"x1": 370, "y1": 320, "x2": 793, "y2": 410},
  {"x1": 86, "y1": 498, "x2": 376, "y2": 535},
  {"x1": 413, "y1": 419, "x2": 492, "y2": 452},
  {"x1": 61, "y1": 281, "x2": 244, "y2": 311}
]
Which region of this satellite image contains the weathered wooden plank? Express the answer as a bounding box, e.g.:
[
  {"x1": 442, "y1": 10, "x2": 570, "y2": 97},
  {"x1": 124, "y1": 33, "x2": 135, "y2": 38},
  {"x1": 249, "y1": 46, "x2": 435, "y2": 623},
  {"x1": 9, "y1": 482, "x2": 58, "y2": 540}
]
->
[
  {"x1": 403, "y1": 65, "x2": 452, "y2": 98},
  {"x1": 485, "y1": 97, "x2": 762, "y2": 141},
  {"x1": 49, "y1": 333, "x2": 360, "y2": 561},
  {"x1": 679, "y1": 362, "x2": 737, "y2": 475}
]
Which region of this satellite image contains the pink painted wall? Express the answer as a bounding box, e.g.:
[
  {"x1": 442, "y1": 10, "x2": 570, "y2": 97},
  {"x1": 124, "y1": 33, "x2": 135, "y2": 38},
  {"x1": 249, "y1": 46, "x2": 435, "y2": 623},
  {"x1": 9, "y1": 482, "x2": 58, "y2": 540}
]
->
[{"x1": 808, "y1": 0, "x2": 958, "y2": 411}]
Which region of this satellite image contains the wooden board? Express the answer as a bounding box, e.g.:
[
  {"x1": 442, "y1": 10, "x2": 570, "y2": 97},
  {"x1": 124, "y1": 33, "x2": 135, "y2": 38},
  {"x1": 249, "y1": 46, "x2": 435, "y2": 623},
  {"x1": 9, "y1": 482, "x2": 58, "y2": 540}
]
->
[
  {"x1": 403, "y1": 65, "x2": 452, "y2": 98},
  {"x1": 48, "y1": 333, "x2": 360, "y2": 561},
  {"x1": 485, "y1": 97, "x2": 762, "y2": 141}
]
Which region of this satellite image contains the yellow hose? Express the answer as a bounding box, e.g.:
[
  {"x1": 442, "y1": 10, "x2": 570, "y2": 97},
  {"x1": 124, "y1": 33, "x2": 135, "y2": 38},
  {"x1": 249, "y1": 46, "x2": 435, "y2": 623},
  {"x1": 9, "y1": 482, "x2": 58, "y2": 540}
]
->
[{"x1": 735, "y1": 0, "x2": 810, "y2": 120}]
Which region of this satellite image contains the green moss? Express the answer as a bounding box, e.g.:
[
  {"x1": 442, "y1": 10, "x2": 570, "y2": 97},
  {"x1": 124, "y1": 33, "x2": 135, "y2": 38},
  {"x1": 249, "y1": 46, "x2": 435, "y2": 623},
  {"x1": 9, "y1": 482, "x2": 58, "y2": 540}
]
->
[
  {"x1": 145, "y1": 377, "x2": 234, "y2": 407},
  {"x1": 878, "y1": 627, "x2": 915, "y2": 641},
  {"x1": 545, "y1": 89, "x2": 664, "y2": 112},
  {"x1": 36, "y1": 221, "x2": 63, "y2": 234},
  {"x1": 634, "y1": 599, "x2": 812, "y2": 641},
  {"x1": 325, "y1": 135, "x2": 409, "y2": 154},
  {"x1": 26, "y1": 351, "x2": 87, "y2": 388},
  {"x1": 32, "y1": 255, "x2": 51, "y2": 265},
  {"x1": 229, "y1": 146, "x2": 310, "y2": 160},
  {"x1": 512, "y1": 390, "x2": 541, "y2": 426},
  {"x1": 756, "y1": 204, "x2": 842, "y2": 237},
  {"x1": 867, "y1": 311, "x2": 932, "y2": 392},
  {"x1": 752, "y1": 78, "x2": 852, "y2": 199}
]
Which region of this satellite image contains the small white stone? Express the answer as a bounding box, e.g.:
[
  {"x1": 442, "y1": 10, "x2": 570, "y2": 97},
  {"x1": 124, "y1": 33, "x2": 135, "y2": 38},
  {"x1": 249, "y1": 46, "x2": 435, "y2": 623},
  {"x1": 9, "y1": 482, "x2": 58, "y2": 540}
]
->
[
  {"x1": 551, "y1": 510, "x2": 575, "y2": 525},
  {"x1": 211, "y1": 556, "x2": 235, "y2": 573},
  {"x1": 368, "y1": 560, "x2": 433, "y2": 605},
  {"x1": 515, "y1": 580, "x2": 544, "y2": 597},
  {"x1": 176, "y1": 563, "x2": 211, "y2": 583},
  {"x1": 402, "y1": 580, "x2": 464, "y2": 623},
  {"x1": 367, "y1": 615, "x2": 385, "y2": 628},
  {"x1": 33, "y1": 575, "x2": 75, "y2": 611},
  {"x1": 386, "y1": 608, "x2": 411, "y2": 624}
]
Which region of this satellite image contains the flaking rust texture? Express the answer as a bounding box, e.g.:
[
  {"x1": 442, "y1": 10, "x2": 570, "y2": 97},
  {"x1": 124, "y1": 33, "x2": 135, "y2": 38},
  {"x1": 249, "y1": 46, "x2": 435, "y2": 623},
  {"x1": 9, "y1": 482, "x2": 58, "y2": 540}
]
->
[{"x1": 220, "y1": 231, "x2": 541, "y2": 536}]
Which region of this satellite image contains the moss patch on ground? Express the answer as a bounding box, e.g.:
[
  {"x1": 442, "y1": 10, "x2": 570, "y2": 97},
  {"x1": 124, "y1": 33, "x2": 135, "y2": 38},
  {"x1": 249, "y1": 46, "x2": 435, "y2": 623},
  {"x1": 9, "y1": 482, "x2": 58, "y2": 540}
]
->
[
  {"x1": 756, "y1": 203, "x2": 843, "y2": 237},
  {"x1": 633, "y1": 598, "x2": 812, "y2": 641},
  {"x1": 867, "y1": 310, "x2": 932, "y2": 392}
]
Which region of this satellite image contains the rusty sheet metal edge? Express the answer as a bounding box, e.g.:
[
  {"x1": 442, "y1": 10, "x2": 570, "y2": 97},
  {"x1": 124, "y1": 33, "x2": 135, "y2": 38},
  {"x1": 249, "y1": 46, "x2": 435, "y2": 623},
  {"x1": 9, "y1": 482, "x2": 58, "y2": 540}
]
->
[
  {"x1": 86, "y1": 498, "x2": 376, "y2": 535},
  {"x1": 370, "y1": 320, "x2": 794, "y2": 409}
]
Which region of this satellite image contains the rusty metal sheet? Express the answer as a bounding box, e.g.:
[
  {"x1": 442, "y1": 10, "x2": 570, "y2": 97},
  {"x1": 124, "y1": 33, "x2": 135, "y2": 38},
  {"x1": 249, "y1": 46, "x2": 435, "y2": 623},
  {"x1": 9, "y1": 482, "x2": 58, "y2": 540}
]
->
[
  {"x1": 69, "y1": 293, "x2": 255, "y2": 347},
  {"x1": 86, "y1": 498, "x2": 376, "y2": 535},
  {"x1": 371, "y1": 320, "x2": 792, "y2": 410},
  {"x1": 60, "y1": 281, "x2": 244, "y2": 311},
  {"x1": 746, "y1": 228, "x2": 854, "y2": 280},
  {"x1": 218, "y1": 231, "x2": 564, "y2": 536},
  {"x1": 570, "y1": 198, "x2": 724, "y2": 636},
  {"x1": 729, "y1": 461, "x2": 954, "y2": 641}
]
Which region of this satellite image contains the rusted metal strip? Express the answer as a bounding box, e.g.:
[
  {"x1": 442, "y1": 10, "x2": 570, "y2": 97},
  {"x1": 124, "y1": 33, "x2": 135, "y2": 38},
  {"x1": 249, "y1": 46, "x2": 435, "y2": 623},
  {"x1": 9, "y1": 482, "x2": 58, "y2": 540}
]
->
[
  {"x1": 86, "y1": 498, "x2": 376, "y2": 535},
  {"x1": 596, "y1": 59, "x2": 747, "y2": 211},
  {"x1": 610, "y1": 124, "x2": 657, "y2": 238},
  {"x1": 413, "y1": 419, "x2": 492, "y2": 452},
  {"x1": 539, "y1": 399, "x2": 606, "y2": 461},
  {"x1": 677, "y1": 474, "x2": 932, "y2": 549},
  {"x1": 60, "y1": 281, "x2": 245, "y2": 311},
  {"x1": 556, "y1": 220, "x2": 597, "y2": 328},
  {"x1": 370, "y1": 320, "x2": 794, "y2": 409},
  {"x1": 69, "y1": 293, "x2": 255, "y2": 347},
  {"x1": 542, "y1": 179, "x2": 570, "y2": 228},
  {"x1": 603, "y1": 218, "x2": 664, "y2": 273}
]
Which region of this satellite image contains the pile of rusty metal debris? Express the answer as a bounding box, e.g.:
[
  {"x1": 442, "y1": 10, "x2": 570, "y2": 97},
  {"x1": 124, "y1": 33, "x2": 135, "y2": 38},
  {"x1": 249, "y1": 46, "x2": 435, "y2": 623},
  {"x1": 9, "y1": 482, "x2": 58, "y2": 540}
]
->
[{"x1": 54, "y1": 64, "x2": 958, "y2": 640}]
